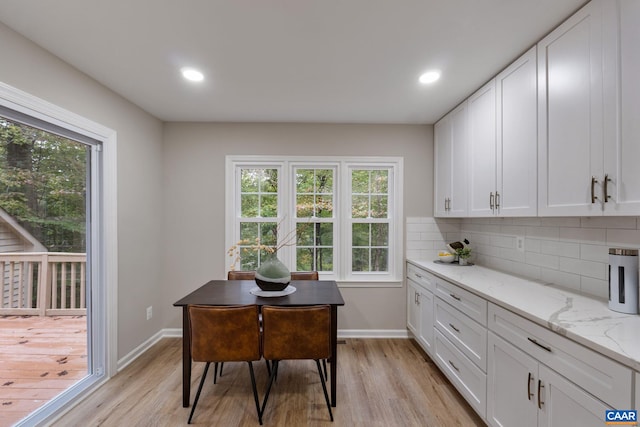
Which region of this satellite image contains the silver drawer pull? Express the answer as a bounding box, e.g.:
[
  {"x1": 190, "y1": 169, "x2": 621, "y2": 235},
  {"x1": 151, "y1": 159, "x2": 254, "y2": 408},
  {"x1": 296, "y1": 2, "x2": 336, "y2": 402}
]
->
[
  {"x1": 448, "y1": 360, "x2": 459, "y2": 372},
  {"x1": 527, "y1": 337, "x2": 552, "y2": 353},
  {"x1": 527, "y1": 372, "x2": 534, "y2": 400},
  {"x1": 415, "y1": 273, "x2": 423, "y2": 278},
  {"x1": 449, "y1": 293, "x2": 461, "y2": 301},
  {"x1": 538, "y1": 380, "x2": 544, "y2": 409},
  {"x1": 449, "y1": 323, "x2": 460, "y2": 333}
]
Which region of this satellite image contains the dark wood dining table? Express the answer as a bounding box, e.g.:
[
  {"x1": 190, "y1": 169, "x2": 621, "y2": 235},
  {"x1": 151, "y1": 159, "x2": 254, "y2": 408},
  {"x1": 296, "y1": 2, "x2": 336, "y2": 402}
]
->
[{"x1": 173, "y1": 279, "x2": 345, "y2": 408}]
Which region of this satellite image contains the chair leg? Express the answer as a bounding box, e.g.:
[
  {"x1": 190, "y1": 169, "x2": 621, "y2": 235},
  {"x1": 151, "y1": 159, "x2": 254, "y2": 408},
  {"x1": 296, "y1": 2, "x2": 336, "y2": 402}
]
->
[
  {"x1": 219, "y1": 362, "x2": 224, "y2": 377},
  {"x1": 260, "y1": 360, "x2": 279, "y2": 420},
  {"x1": 188, "y1": 362, "x2": 211, "y2": 424},
  {"x1": 247, "y1": 361, "x2": 263, "y2": 425},
  {"x1": 316, "y1": 359, "x2": 334, "y2": 421},
  {"x1": 213, "y1": 362, "x2": 219, "y2": 384},
  {"x1": 265, "y1": 359, "x2": 271, "y2": 376},
  {"x1": 322, "y1": 359, "x2": 328, "y2": 381}
]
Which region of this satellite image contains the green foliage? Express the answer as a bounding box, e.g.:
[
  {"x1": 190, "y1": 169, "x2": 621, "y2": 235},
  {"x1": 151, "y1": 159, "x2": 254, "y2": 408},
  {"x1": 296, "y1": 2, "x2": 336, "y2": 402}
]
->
[{"x1": 0, "y1": 118, "x2": 87, "y2": 252}]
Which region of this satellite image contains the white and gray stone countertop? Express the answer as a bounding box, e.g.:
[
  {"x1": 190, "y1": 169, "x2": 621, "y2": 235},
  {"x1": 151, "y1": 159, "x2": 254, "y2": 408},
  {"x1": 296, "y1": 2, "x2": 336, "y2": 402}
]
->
[{"x1": 407, "y1": 259, "x2": 640, "y2": 372}]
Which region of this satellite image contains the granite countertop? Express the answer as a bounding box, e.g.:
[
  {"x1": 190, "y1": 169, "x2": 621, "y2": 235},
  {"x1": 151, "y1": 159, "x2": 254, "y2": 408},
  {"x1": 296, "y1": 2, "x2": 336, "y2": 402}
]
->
[{"x1": 407, "y1": 259, "x2": 640, "y2": 372}]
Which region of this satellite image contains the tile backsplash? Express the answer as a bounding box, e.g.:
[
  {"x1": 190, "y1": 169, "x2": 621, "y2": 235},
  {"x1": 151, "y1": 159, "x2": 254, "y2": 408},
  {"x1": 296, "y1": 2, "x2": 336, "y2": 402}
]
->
[{"x1": 406, "y1": 216, "x2": 640, "y2": 300}]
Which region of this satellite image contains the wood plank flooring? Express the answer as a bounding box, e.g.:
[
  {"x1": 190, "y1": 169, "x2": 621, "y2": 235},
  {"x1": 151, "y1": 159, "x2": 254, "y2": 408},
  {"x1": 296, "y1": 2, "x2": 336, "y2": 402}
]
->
[
  {"x1": 0, "y1": 315, "x2": 87, "y2": 427},
  {"x1": 54, "y1": 338, "x2": 485, "y2": 427}
]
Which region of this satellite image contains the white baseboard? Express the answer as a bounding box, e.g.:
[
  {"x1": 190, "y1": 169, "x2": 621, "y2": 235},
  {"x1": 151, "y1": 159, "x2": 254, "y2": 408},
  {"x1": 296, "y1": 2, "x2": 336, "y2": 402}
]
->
[
  {"x1": 338, "y1": 329, "x2": 410, "y2": 339},
  {"x1": 117, "y1": 330, "x2": 165, "y2": 372}
]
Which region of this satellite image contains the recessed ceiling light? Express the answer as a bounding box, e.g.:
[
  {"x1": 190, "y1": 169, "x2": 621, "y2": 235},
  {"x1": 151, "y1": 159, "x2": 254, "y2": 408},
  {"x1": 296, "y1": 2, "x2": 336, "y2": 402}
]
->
[
  {"x1": 419, "y1": 70, "x2": 441, "y2": 85},
  {"x1": 181, "y1": 67, "x2": 204, "y2": 82}
]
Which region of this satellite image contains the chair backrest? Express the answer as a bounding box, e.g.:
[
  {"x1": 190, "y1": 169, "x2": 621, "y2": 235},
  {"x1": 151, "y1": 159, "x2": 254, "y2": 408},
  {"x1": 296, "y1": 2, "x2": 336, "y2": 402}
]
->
[
  {"x1": 188, "y1": 304, "x2": 261, "y2": 363},
  {"x1": 261, "y1": 305, "x2": 330, "y2": 361},
  {"x1": 227, "y1": 270, "x2": 319, "y2": 280},
  {"x1": 290, "y1": 271, "x2": 319, "y2": 280},
  {"x1": 227, "y1": 270, "x2": 256, "y2": 280}
]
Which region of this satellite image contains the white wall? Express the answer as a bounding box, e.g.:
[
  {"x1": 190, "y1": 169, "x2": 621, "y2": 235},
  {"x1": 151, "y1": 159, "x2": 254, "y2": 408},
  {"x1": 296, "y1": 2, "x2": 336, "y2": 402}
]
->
[
  {"x1": 407, "y1": 216, "x2": 640, "y2": 300},
  {"x1": 162, "y1": 122, "x2": 433, "y2": 333},
  {"x1": 0, "y1": 23, "x2": 165, "y2": 359}
]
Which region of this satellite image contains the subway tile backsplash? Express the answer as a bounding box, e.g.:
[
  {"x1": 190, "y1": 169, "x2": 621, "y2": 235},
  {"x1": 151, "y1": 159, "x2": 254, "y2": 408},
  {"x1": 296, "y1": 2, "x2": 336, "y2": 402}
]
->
[{"x1": 406, "y1": 216, "x2": 640, "y2": 300}]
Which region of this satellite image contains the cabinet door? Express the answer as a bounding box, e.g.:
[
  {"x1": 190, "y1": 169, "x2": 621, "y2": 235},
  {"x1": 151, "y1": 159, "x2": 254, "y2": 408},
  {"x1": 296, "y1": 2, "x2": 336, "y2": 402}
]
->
[
  {"x1": 487, "y1": 333, "x2": 538, "y2": 427},
  {"x1": 418, "y1": 288, "x2": 434, "y2": 356},
  {"x1": 407, "y1": 279, "x2": 420, "y2": 334},
  {"x1": 449, "y1": 102, "x2": 469, "y2": 216},
  {"x1": 537, "y1": 0, "x2": 605, "y2": 216},
  {"x1": 537, "y1": 365, "x2": 608, "y2": 427},
  {"x1": 434, "y1": 115, "x2": 452, "y2": 217},
  {"x1": 603, "y1": 0, "x2": 640, "y2": 215},
  {"x1": 468, "y1": 80, "x2": 497, "y2": 217},
  {"x1": 496, "y1": 47, "x2": 538, "y2": 217}
]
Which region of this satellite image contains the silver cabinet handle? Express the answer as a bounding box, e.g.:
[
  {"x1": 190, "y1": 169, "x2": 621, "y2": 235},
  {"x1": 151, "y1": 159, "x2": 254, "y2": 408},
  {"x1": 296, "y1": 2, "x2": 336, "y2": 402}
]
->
[
  {"x1": 449, "y1": 323, "x2": 460, "y2": 333},
  {"x1": 490, "y1": 192, "x2": 495, "y2": 210},
  {"x1": 449, "y1": 293, "x2": 461, "y2": 301},
  {"x1": 591, "y1": 176, "x2": 598, "y2": 203},
  {"x1": 604, "y1": 174, "x2": 611, "y2": 203},
  {"x1": 527, "y1": 372, "x2": 534, "y2": 400},
  {"x1": 495, "y1": 191, "x2": 500, "y2": 209},
  {"x1": 448, "y1": 360, "x2": 459, "y2": 372}
]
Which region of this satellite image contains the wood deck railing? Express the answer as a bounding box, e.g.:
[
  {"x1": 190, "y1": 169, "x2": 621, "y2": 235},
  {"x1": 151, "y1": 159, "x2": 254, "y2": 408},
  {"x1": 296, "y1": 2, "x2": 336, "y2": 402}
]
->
[{"x1": 0, "y1": 252, "x2": 86, "y2": 316}]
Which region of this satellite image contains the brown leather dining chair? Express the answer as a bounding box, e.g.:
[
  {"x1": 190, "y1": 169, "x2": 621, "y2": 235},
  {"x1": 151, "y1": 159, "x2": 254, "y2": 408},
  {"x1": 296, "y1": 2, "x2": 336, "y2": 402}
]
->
[
  {"x1": 260, "y1": 305, "x2": 333, "y2": 422},
  {"x1": 187, "y1": 304, "x2": 263, "y2": 425}
]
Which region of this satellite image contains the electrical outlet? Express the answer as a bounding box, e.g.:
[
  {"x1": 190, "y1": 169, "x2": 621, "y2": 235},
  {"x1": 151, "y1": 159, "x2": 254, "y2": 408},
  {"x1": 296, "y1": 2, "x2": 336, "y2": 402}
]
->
[
  {"x1": 516, "y1": 236, "x2": 525, "y2": 253},
  {"x1": 146, "y1": 306, "x2": 153, "y2": 320}
]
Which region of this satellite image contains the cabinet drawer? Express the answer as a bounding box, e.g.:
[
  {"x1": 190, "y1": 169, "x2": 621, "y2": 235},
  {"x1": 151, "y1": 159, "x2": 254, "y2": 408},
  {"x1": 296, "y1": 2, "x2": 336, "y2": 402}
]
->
[
  {"x1": 435, "y1": 278, "x2": 487, "y2": 326},
  {"x1": 488, "y1": 303, "x2": 632, "y2": 409},
  {"x1": 435, "y1": 298, "x2": 487, "y2": 372},
  {"x1": 407, "y1": 263, "x2": 436, "y2": 293},
  {"x1": 435, "y1": 329, "x2": 486, "y2": 418}
]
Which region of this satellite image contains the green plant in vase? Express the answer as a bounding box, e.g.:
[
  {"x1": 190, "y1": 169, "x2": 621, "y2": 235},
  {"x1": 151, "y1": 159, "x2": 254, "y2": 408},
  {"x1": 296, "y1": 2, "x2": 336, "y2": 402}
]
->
[{"x1": 456, "y1": 247, "x2": 471, "y2": 265}]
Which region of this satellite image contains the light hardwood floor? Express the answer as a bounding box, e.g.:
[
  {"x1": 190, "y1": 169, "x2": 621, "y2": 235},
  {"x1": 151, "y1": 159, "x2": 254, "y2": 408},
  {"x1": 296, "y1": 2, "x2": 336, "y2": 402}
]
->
[{"x1": 53, "y1": 338, "x2": 485, "y2": 427}]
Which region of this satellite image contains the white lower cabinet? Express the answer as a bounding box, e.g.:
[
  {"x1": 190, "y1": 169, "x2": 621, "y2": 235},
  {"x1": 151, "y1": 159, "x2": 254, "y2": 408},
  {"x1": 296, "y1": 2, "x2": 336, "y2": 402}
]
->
[
  {"x1": 406, "y1": 263, "x2": 435, "y2": 356},
  {"x1": 487, "y1": 332, "x2": 608, "y2": 427}
]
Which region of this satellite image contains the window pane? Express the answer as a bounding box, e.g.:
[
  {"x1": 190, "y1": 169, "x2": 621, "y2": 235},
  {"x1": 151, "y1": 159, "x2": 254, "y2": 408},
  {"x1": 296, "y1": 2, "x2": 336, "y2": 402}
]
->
[
  {"x1": 352, "y1": 223, "x2": 369, "y2": 246},
  {"x1": 318, "y1": 248, "x2": 334, "y2": 271},
  {"x1": 371, "y1": 248, "x2": 388, "y2": 272},
  {"x1": 296, "y1": 223, "x2": 314, "y2": 246},
  {"x1": 261, "y1": 169, "x2": 278, "y2": 193},
  {"x1": 296, "y1": 248, "x2": 313, "y2": 271},
  {"x1": 371, "y1": 195, "x2": 388, "y2": 218},
  {"x1": 371, "y1": 170, "x2": 388, "y2": 193},
  {"x1": 240, "y1": 222, "x2": 258, "y2": 241},
  {"x1": 352, "y1": 248, "x2": 369, "y2": 271},
  {"x1": 260, "y1": 222, "x2": 277, "y2": 247},
  {"x1": 241, "y1": 169, "x2": 260, "y2": 192},
  {"x1": 316, "y1": 169, "x2": 333, "y2": 192},
  {"x1": 296, "y1": 195, "x2": 314, "y2": 217},
  {"x1": 241, "y1": 195, "x2": 259, "y2": 217},
  {"x1": 351, "y1": 195, "x2": 368, "y2": 218},
  {"x1": 351, "y1": 170, "x2": 369, "y2": 193},
  {"x1": 261, "y1": 194, "x2": 278, "y2": 217},
  {"x1": 316, "y1": 195, "x2": 333, "y2": 218},
  {"x1": 241, "y1": 248, "x2": 259, "y2": 270},
  {"x1": 371, "y1": 223, "x2": 389, "y2": 246},
  {"x1": 318, "y1": 223, "x2": 333, "y2": 245},
  {"x1": 296, "y1": 169, "x2": 314, "y2": 193}
]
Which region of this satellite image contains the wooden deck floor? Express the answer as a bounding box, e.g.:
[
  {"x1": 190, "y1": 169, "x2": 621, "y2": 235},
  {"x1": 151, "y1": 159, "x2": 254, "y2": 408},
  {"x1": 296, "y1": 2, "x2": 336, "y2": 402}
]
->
[{"x1": 0, "y1": 315, "x2": 87, "y2": 427}]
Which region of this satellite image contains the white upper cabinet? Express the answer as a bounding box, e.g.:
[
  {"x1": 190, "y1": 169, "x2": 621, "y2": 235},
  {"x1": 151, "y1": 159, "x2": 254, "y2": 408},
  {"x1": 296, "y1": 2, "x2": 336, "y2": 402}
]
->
[
  {"x1": 468, "y1": 80, "x2": 497, "y2": 217},
  {"x1": 537, "y1": 0, "x2": 609, "y2": 216},
  {"x1": 434, "y1": 102, "x2": 468, "y2": 217},
  {"x1": 601, "y1": 0, "x2": 640, "y2": 214},
  {"x1": 468, "y1": 47, "x2": 538, "y2": 217},
  {"x1": 496, "y1": 47, "x2": 538, "y2": 217}
]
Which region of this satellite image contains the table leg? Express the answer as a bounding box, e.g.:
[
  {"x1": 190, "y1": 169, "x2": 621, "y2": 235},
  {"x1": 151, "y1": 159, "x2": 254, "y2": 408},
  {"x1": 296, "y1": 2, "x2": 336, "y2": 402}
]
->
[
  {"x1": 330, "y1": 306, "x2": 337, "y2": 407},
  {"x1": 182, "y1": 306, "x2": 191, "y2": 407}
]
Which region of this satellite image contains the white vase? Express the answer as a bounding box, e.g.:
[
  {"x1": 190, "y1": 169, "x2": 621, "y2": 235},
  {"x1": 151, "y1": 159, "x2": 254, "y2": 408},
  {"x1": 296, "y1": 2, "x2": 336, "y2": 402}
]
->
[{"x1": 459, "y1": 258, "x2": 468, "y2": 266}]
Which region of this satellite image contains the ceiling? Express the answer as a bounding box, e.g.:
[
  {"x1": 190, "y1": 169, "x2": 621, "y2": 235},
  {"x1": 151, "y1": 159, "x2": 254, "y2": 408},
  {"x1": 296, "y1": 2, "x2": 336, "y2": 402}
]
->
[{"x1": 0, "y1": 0, "x2": 586, "y2": 124}]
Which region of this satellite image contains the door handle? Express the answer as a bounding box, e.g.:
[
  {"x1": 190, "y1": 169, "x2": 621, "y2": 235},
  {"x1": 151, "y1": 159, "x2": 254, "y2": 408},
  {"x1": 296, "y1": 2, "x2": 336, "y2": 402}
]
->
[
  {"x1": 527, "y1": 337, "x2": 552, "y2": 353},
  {"x1": 489, "y1": 192, "x2": 494, "y2": 210},
  {"x1": 591, "y1": 176, "x2": 598, "y2": 203},
  {"x1": 527, "y1": 372, "x2": 534, "y2": 400},
  {"x1": 495, "y1": 191, "x2": 500, "y2": 210}
]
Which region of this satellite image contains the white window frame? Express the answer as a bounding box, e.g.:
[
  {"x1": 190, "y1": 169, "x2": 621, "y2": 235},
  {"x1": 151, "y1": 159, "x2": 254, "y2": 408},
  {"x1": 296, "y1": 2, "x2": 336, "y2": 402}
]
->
[
  {"x1": 225, "y1": 155, "x2": 403, "y2": 286},
  {"x1": 0, "y1": 82, "x2": 117, "y2": 426}
]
